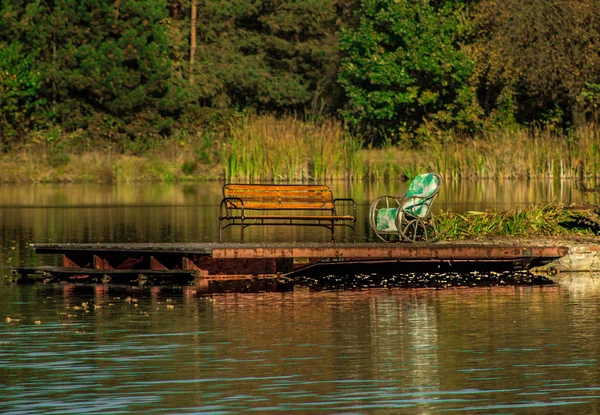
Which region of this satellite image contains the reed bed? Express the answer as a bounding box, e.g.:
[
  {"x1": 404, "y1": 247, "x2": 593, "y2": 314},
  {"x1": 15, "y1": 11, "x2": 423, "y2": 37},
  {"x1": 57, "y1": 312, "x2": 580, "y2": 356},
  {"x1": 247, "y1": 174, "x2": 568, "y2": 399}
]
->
[
  {"x1": 3, "y1": 116, "x2": 600, "y2": 183},
  {"x1": 424, "y1": 125, "x2": 600, "y2": 181},
  {"x1": 351, "y1": 124, "x2": 600, "y2": 181},
  {"x1": 220, "y1": 115, "x2": 363, "y2": 182},
  {"x1": 436, "y1": 204, "x2": 600, "y2": 240}
]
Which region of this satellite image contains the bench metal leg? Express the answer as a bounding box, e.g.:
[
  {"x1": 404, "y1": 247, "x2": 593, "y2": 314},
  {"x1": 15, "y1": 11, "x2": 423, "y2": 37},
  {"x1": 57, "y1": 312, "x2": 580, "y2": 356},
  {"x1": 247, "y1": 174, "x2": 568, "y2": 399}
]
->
[
  {"x1": 331, "y1": 221, "x2": 335, "y2": 242},
  {"x1": 240, "y1": 218, "x2": 245, "y2": 243}
]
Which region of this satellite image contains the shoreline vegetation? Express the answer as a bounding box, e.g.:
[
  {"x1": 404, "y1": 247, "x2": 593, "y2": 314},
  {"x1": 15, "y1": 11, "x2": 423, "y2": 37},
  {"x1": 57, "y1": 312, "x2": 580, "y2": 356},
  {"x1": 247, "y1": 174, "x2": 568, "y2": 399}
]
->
[
  {"x1": 3, "y1": 1, "x2": 600, "y2": 190},
  {"x1": 2, "y1": 115, "x2": 600, "y2": 185},
  {"x1": 436, "y1": 204, "x2": 600, "y2": 241}
]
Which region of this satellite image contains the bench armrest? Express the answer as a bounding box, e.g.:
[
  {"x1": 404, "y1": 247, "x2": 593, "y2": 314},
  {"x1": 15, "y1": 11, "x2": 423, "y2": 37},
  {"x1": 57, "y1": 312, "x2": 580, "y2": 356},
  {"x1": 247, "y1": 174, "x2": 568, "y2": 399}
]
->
[
  {"x1": 220, "y1": 197, "x2": 244, "y2": 218},
  {"x1": 333, "y1": 197, "x2": 357, "y2": 218}
]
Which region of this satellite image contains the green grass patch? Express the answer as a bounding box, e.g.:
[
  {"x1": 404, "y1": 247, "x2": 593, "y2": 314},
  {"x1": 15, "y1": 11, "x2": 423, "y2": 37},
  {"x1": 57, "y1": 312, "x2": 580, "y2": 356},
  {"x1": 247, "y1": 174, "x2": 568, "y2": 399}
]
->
[
  {"x1": 424, "y1": 125, "x2": 600, "y2": 180},
  {"x1": 436, "y1": 204, "x2": 600, "y2": 240}
]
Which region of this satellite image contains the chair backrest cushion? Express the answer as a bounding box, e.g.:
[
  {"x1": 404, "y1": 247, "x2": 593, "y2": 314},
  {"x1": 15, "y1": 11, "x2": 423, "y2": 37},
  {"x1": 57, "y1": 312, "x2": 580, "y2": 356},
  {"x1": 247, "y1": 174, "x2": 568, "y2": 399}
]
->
[{"x1": 402, "y1": 173, "x2": 441, "y2": 218}]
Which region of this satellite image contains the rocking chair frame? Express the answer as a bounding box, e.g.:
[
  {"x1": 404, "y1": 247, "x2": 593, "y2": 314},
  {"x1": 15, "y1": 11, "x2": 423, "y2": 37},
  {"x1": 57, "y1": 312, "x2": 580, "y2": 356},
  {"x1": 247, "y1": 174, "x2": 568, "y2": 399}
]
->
[{"x1": 369, "y1": 173, "x2": 442, "y2": 243}]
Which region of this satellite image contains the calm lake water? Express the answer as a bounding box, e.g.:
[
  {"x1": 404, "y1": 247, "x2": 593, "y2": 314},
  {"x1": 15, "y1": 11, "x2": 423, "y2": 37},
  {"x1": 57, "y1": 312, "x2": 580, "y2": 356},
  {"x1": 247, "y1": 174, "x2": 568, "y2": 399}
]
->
[{"x1": 1, "y1": 180, "x2": 600, "y2": 414}]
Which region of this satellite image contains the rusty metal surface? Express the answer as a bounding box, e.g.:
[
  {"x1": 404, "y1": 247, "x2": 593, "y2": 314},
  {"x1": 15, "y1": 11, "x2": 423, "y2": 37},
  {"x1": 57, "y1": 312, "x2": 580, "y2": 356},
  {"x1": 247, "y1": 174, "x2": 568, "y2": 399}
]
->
[
  {"x1": 31, "y1": 241, "x2": 582, "y2": 282},
  {"x1": 14, "y1": 266, "x2": 200, "y2": 279},
  {"x1": 150, "y1": 256, "x2": 168, "y2": 270},
  {"x1": 193, "y1": 257, "x2": 279, "y2": 275},
  {"x1": 94, "y1": 255, "x2": 114, "y2": 270},
  {"x1": 196, "y1": 274, "x2": 283, "y2": 281},
  {"x1": 209, "y1": 244, "x2": 570, "y2": 260},
  {"x1": 63, "y1": 255, "x2": 80, "y2": 268}
]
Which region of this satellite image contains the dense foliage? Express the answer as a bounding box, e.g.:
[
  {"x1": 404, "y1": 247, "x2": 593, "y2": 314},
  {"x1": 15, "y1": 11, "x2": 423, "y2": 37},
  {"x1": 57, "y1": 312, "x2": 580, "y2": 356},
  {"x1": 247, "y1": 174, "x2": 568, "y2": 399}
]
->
[
  {"x1": 473, "y1": 0, "x2": 600, "y2": 128},
  {"x1": 1, "y1": 0, "x2": 600, "y2": 147},
  {"x1": 338, "y1": 0, "x2": 481, "y2": 143}
]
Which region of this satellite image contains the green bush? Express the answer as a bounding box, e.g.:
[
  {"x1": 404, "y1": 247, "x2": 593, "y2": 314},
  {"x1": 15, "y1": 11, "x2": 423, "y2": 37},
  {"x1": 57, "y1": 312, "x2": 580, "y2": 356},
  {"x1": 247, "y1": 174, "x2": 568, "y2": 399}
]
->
[
  {"x1": 338, "y1": 0, "x2": 481, "y2": 145},
  {"x1": 0, "y1": 42, "x2": 46, "y2": 144}
]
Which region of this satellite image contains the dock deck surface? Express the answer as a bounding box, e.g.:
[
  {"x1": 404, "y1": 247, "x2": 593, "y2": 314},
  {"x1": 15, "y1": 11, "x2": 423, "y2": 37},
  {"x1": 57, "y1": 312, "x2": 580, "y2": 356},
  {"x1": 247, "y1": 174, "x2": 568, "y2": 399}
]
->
[{"x1": 31, "y1": 241, "x2": 569, "y2": 259}]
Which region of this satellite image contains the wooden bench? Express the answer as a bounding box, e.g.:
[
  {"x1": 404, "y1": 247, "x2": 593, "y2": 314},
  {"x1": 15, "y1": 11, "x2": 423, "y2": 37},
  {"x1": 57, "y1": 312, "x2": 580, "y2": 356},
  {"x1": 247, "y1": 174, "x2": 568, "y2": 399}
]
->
[{"x1": 219, "y1": 184, "x2": 356, "y2": 243}]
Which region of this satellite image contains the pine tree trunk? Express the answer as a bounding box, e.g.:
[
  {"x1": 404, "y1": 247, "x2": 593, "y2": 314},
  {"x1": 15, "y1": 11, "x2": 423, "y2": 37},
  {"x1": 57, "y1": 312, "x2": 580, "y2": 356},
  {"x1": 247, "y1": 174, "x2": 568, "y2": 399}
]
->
[{"x1": 572, "y1": 99, "x2": 586, "y2": 129}]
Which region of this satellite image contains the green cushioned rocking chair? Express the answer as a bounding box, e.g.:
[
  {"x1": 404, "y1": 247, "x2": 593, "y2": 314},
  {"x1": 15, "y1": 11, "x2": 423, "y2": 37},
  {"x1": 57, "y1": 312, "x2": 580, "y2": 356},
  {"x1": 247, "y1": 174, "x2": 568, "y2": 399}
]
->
[{"x1": 369, "y1": 173, "x2": 442, "y2": 243}]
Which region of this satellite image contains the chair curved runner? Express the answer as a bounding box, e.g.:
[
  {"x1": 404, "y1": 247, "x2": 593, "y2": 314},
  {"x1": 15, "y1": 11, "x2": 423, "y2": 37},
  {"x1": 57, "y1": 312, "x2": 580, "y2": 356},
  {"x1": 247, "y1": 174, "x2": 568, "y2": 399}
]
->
[{"x1": 369, "y1": 173, "x2": 443, "y2": 243}]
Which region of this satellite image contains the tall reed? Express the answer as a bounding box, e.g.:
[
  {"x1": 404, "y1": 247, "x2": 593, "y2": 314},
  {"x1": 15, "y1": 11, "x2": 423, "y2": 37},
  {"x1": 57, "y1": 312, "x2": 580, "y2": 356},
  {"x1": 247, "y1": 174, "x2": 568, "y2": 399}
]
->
[
  {"x1": 220, "y1": 114, "x2": 363, "y2": 182},
  {"x1": 4, "y1": 116, "x2": 600, "y2": 183},
  {"x1": 424, "y1": 125, "x2": 600, "y2": 180}
]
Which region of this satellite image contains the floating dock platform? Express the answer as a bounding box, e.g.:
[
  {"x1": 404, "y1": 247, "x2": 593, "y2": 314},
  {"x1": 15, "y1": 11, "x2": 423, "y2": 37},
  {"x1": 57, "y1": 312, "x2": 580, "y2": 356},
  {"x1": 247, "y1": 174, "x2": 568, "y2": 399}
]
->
[{"x1": 12, "y1": 242, "x2": 585, "y2": 290}]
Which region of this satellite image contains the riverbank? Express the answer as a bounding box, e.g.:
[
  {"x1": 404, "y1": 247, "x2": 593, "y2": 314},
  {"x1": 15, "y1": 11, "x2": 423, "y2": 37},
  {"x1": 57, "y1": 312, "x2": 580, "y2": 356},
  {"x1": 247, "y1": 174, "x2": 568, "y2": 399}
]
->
[{"x1": 3, "y1": 116, "x2": 600, "y2": 183}]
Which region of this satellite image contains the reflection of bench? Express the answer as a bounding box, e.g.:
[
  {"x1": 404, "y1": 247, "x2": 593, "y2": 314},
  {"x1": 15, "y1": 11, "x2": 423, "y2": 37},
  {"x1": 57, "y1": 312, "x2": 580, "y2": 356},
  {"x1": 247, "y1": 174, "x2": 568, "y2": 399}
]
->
[{"x1": 219, "y1": 184, "x2": 356, "y2": 243}]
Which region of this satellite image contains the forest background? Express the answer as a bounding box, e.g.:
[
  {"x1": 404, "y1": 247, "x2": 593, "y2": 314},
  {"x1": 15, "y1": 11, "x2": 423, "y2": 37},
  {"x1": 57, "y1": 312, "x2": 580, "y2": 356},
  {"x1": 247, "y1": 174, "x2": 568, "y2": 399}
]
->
[{"x1": 1, "y1": 0, "x2": 600, "y2": 183}]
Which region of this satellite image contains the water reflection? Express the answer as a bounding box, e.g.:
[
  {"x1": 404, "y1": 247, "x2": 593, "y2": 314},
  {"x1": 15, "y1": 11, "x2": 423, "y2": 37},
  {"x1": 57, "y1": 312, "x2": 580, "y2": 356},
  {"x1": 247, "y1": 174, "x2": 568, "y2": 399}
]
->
[
  {"x1": 552, "y1": 272, "x2": 600, "y2": 293},
  {"x1": 2, "y1": 284, "x2": 600, "y2": 414},
  {"x1": 359, "y1": 179, "x2": 598, "y2": 212},
  {"x1": 2, "y1": 181, "x2": 600, "y2": 414},
  {"x1": 0, "y1": 179, "x2": 597, "y2": 209}
]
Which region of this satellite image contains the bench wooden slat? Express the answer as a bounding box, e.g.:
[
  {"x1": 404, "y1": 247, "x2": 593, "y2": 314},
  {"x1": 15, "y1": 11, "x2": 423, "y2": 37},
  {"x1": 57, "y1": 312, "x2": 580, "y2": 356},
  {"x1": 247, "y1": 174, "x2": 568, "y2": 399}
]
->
[
  {"x1": 225, "y1": 185, "x2": 331, "y2": 194},
  {"x1": 225, "y1": 184, "x2": 331, "y2": 191},
  {"x1": 225, "y1": 193, "x2": 333, "y2": 200},
  {"x1": 225, "y1": 201, "x2": 335, "y2": 210},
  {"x1": 224, "y1": 183, "x2": 336, "y2": 210},
  {"x1": 225, "y1": 190, "x2": 333, "y2": 198},
  {"x1": 225, "y1": 185, "x2": 331, "y2": 191},
  {"x1": 222, "y1": 215, "x2": 355, "y2": 220}
]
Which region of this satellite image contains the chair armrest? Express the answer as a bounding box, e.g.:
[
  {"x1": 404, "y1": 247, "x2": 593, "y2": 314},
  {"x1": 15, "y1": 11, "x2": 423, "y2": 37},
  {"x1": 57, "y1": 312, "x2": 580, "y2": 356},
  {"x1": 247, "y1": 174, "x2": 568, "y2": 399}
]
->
[{"x1": 369, "y1": 195, "x2": 402, "y2": 212}]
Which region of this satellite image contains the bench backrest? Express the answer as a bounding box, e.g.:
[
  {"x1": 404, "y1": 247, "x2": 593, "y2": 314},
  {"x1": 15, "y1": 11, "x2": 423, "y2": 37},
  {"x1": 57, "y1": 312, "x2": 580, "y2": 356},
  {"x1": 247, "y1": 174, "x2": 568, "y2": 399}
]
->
[{"x1": 223, "y1": 184, "x2": 335, "y2": 210}]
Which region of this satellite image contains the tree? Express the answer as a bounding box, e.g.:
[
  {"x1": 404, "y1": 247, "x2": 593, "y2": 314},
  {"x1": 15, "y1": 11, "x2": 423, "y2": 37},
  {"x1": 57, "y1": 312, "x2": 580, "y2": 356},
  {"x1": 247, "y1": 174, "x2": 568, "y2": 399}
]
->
[
  {"x1": 186, "y1": 0, "x2": 341, "y2": 115},
  {"x1": 473, "y1": 0, "x2": 600, "y2": 127},
  {"x1": 338, "y1": 0, "x2": 481, "y2": 145},
  {"x1": 0, "y1": 42, "x2": 46, "y2": 143},
  {"x1": 0, "y1": 0, "x2": 177, "y2": 142}
]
